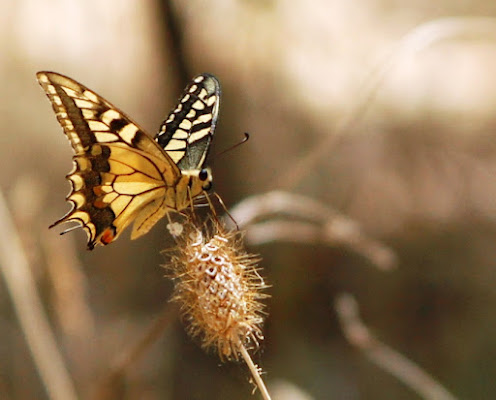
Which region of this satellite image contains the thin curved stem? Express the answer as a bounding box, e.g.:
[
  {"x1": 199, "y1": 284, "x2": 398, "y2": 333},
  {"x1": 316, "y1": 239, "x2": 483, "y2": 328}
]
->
[
  {"x1": 278, "y1": 17, "x2": 496, "y2": 190},
  {"x1": 335, "y1": 293, "x2": 458, "y2": 400},
  {"x1": 239, "y1": 343, "x2": 272, "y2": 400}
]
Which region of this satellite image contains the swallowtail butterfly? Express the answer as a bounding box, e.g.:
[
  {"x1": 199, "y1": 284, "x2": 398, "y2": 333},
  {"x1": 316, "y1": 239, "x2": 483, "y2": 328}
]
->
[{"x1": 37, "y1": 72, "x2": 220, "y2": 249}]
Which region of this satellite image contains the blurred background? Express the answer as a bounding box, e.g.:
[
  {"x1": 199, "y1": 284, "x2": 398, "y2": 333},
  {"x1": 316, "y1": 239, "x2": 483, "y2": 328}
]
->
[{"x1": 1, "y1": 0, "x2": 496, "y2": 399}]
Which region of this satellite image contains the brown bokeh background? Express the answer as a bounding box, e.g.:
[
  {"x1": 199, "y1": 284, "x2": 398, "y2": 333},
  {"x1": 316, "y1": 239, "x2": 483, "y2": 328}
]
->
[{"x1": 1, "y1": 1, "x2": 496, "y2": 399}]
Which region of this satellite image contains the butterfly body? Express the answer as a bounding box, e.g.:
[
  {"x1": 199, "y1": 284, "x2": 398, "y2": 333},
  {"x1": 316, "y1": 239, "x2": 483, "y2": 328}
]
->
[{"x1": 37, "y1": 72, "x2": 219, "y2": 249}]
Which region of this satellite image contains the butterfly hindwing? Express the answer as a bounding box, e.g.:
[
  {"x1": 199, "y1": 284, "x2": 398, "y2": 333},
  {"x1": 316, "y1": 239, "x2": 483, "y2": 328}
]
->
[
  {"x1": 155, "y1": 74, "x2": 220, "y2": 170},
  {"x1": 37, "y1": 71, "x2": 183, "y2": 249}
]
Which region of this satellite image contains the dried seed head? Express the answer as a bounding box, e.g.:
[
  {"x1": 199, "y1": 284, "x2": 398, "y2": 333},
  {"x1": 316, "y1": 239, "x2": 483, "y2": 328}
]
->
[{"x1": 167, "y1": 218, "x2": 269, "y2": 361}]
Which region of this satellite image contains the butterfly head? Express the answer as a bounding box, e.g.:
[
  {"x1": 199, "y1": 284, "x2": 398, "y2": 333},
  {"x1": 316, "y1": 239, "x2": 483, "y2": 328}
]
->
[
  {"x1": 199, "y1": 167, "x2": 213, "y2": 191},
  {"x1": 183, "y1": 167, "x2": 213, "y2": 195}
]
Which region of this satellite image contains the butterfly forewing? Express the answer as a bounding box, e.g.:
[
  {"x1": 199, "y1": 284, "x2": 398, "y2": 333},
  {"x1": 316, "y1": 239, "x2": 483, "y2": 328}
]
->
[
  {"x1": 155, "y1": 74, "x2": 220, "y2": 170},
  {"x1": 37, "y1": 71, "x2": 184, "y2": 249}
]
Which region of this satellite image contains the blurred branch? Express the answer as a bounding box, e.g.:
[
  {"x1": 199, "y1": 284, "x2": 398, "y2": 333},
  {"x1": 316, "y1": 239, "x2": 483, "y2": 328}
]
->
[
  {"x1": 158, "y1": 0, "x2": 191, "y2": 86},
  {"x1": 335, "y1": 293, "x2": 458, "y2": 400},
  {"x1": 230, "y1": 190, "x2": 338, "y2": 227},
  {"x1": 112, "y1": 302, "x2": 177, "y2": 371},
  {"x1": 279, "y1": 17, "x2": 496, "y2": 190},
  {"x1": 0, "y1": 189, "x2": 78, "y2": 400},
  {"x1": 230, "y1": 191, "x2": 397, "y2": 271},
  {"x1": 43, "y1": 234, "x2": 96, "y2": 341},
  {"x1": 91, "y1": 302, "x2": 178, "y2": 400}
]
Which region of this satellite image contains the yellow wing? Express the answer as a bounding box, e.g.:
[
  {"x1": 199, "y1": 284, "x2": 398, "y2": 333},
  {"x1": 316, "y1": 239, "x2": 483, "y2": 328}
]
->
[{"x1": 37, "y1": 71, "x2": 181, "y2": 249}]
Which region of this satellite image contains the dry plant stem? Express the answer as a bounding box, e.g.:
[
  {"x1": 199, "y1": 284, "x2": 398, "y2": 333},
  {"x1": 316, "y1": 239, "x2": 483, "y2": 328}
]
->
[
  {"x1": 43, "y1": 234, "x2": 96, "y2": 339},
  {"x1": 229, "y1": 191, "x2": 335, "y2": 228},
  {"x1": 230, "y1": 191, "x2": 397, "y2": 271},
  {"x1": 335, "y1": 293, "x2": 458, "y2": 400},
  {"x1": 92, "y1": 303, "x2": 177, "y2": 399},
  {"x1": 239, "y1": 343, "x2": 272, "y2": 400},
  {"x1": 0, "y1": 190, "x2": 78, "y2": 400},
  {"x1": 278, "y1": 17, "x2": 496, "y2": 191},
  {"x1": 247, "y1": 220, "x2": 395, "y2": 271},
  {"x1": 113, "y1": 302, "x2": 178, "y2": 371},
  {"x1": 245, "y1": 220, "x2": 322, "y2": 244}
]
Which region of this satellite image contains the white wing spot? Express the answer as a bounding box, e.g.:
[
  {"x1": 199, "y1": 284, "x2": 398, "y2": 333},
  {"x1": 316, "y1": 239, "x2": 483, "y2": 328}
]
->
[
  {"x1": 62, "y1": 87, "x2": 80, "y2": 97},
  {"x1": 173, "y1": 129, "x2": 188, "y2": 139},
  {"x1": 179, "y1": 119, "x2": 192, "y2": 130},
  {"x1": 189, "y1": 128, "x2": 209, "y2": 143},
  {"x1": 83, "y1": 90, "x2": 99, "y2": 103},
  {"x1": 102, "y1": 192, "x2": 118, "y2": 204},
  {"x1": 82, "y1": 109, "x2": 97, "y2": 119},
  {"x1": 95, "y1": 132, "x2": 119, "y2": 142},
  {"x1": 38, "y1": 74, "x2": 49, "y2": 83},
  {"x1": 88, "y1": 121, "x2": 109, "y2": 131},
  {"x1": 69, "y1": 133, "x2": 81, "y2": 147},
  {"x1": 165, "y1": 139, "x2": 186, "y2": 150},
  {"x1": 64, "y1": 120, "x2": 75, "y2": 130},
  {"x1": 193, "y1": 114, "x2": 212, "y2": 124},
  {"x1": 69, "y1": 192, "x2": 85, "y2": 208},
  {"x1": 69, "y1": 174, "x2": 84, "y2": 191},
  {"x1": 101, "y1": 109, "x2": 122, "y2": 125},
  {"x1": 119, "y1": 124, "x2": 138, "y2": 144},
  {"x1": 74, "y1": 99, "x2": 95, "y2": 109}
]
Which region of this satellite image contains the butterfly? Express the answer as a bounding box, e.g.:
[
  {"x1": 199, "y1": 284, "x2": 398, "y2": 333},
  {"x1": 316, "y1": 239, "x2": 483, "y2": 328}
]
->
[{"x1": 37, "y1": 71, "x2": 220, "y2": 250}]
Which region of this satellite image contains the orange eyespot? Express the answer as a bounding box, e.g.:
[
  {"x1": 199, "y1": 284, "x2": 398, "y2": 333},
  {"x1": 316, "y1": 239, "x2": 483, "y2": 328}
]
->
[
  {"x1": 94, "y1": 199, "x2": 106, "y2": 209},
  {"x1": 100, "y1": 226, "x2": 116, "y2": 245}
]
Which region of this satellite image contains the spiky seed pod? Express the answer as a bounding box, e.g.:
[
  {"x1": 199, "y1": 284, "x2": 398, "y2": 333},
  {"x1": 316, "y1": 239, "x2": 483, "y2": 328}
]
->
[{"x1": 167, "y1": 218, "x2": 269, "y2": 361}]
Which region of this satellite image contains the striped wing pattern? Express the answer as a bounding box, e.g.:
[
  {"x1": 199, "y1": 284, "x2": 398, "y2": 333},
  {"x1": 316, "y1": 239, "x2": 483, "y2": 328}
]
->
[
  {"x1": 37, "y1": 72, "x2": 183, "y2": 249},
  {"x1": 156, "y1": 74, "x2": 220, "y2": 170}
]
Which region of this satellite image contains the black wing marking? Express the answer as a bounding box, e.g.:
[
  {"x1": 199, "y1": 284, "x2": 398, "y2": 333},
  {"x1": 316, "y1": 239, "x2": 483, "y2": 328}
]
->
[{"x1": 155, "y1": 73, "x2": 221, "y2": 170}]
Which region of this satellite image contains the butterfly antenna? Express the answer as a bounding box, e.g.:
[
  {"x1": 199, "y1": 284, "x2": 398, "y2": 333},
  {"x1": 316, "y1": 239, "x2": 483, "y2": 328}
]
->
[
  {"x1": 214, "y1": 132, "x2": 250, "y2": 159},
  {"x1": 212, "y1": 191, "x2": 240, "y2": 231}
]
